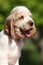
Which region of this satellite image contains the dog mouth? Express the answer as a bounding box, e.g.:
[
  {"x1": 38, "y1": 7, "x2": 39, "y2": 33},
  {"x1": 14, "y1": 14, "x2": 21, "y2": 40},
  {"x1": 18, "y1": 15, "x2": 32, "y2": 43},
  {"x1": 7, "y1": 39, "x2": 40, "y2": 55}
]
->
[{"x1": 20, "y1": 28, "x2": 33, "y2": 38}]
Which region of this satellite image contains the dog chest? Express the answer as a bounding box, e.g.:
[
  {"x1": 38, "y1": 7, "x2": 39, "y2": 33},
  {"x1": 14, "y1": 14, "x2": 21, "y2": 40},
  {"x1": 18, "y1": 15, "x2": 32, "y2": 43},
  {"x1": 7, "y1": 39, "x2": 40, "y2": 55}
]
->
[{"x1": 8, "y1": 40, "x2": 21, "y2": 65}]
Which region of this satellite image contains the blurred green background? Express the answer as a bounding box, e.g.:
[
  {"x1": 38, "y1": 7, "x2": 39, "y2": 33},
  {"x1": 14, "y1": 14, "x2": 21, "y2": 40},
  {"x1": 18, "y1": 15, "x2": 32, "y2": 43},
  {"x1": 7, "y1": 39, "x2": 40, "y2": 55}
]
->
[{"x1": 0, "y1": 0, "x2": 43, "y2": 65}]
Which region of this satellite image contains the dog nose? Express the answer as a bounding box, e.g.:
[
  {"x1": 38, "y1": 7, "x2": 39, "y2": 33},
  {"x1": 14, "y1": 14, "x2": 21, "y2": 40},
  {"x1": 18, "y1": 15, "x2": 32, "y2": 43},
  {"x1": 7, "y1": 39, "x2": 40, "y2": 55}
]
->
[{"x1": 29, "y1": 22, "x2": 33, "y2": 26}]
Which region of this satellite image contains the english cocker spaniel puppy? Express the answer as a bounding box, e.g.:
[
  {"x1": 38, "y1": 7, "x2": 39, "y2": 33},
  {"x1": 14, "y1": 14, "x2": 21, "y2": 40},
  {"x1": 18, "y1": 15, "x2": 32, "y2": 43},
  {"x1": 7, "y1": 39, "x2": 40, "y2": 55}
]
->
[{"x1": 0, "y1": 6, "x2": 36, "y2": 65}]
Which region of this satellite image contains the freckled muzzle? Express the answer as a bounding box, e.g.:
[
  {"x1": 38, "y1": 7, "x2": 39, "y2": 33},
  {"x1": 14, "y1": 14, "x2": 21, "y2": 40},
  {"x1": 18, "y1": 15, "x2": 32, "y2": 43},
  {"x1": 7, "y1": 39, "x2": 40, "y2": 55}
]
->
[
  {"x1": 14, "y1": 19, "x2": 36, "y2": 38},
  {"x1": 14, "y1": 25, "x2": 35, "y2": 38}
]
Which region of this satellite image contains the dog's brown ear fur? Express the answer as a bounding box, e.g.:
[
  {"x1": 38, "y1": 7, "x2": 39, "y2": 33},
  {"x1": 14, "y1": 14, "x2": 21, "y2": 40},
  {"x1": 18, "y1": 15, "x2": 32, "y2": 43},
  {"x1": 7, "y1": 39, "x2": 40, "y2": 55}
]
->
[{"x1": 4, "y1": 16, "x2": 15, "y2": 39}]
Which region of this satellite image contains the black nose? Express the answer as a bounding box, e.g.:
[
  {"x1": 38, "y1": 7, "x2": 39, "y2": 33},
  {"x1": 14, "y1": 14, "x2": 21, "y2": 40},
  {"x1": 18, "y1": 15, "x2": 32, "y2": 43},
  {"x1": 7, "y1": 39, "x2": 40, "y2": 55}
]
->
[{"x1": 29, "y1": 22, "x2": 33, "y2": 26}]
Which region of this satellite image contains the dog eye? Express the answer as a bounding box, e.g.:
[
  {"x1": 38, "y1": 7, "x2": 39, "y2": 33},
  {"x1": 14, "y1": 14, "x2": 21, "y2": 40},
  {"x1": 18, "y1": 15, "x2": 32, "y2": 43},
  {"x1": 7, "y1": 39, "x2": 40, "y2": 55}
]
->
[{"x1": 18, "y1": 16, "x2": 24, "y2": 20}]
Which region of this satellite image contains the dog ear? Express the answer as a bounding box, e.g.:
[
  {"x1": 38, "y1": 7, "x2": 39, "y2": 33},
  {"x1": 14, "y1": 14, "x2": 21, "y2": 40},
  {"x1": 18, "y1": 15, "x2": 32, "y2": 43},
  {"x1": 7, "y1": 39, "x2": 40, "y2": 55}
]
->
[{"x1": 4, "y1": 15, "x2": 15, "y2": 39}]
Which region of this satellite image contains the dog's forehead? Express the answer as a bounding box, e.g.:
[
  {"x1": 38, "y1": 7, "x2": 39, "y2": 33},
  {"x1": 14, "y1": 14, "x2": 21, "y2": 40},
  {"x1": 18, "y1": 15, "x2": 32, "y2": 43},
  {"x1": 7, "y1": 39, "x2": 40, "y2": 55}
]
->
[{"x1": 11, "y1": 6, "x2": 32, "y2": 16}]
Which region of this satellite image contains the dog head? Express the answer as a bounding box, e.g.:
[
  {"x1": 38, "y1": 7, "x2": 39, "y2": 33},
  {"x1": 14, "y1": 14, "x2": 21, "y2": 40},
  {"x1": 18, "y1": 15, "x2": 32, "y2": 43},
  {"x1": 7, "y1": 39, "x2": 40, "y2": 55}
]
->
[{"x1": 4, "y1": 6, "x2": 36, "y2": 40}]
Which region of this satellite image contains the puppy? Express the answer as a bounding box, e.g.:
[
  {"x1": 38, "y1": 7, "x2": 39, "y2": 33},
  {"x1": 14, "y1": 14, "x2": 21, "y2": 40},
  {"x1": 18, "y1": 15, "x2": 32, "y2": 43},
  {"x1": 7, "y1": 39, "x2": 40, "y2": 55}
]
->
[{"x1": 0, "y1": 6, "x2": 36, "y2": 65}]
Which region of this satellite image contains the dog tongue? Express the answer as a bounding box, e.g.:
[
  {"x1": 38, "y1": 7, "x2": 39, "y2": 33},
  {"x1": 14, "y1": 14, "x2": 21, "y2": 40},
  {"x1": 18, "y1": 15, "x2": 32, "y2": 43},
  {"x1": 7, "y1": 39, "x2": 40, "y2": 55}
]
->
[
  {"x1": 25, "y1": 33, "x2": 31, "y2": 37},
  {"x1": 25, "y1": 31, "x2": 31, "y2": 37}
]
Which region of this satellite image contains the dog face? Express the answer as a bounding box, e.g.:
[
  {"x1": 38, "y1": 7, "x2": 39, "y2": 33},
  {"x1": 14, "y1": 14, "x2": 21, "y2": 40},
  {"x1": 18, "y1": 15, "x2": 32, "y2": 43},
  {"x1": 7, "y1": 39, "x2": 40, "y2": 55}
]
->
[{"x1": 4, "y1": 6, "x2": 36, "y2": 40}]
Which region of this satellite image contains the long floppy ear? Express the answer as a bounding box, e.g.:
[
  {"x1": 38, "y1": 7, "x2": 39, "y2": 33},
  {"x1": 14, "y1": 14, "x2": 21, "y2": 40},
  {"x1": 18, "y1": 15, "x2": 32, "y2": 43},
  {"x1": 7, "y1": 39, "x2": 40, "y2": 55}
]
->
[{"x1": 4, "y1": 15, "x2": 15, "y2": 39}]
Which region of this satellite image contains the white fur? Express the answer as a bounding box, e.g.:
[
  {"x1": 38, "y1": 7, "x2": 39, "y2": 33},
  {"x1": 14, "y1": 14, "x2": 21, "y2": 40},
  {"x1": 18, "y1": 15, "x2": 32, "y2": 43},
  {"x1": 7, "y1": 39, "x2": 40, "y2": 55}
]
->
[{"x1": 0, "y1": 30, "x2": 23, "y2": 65}]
